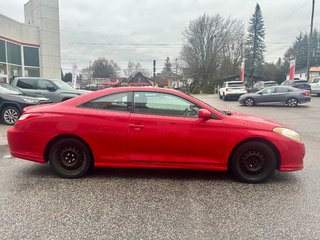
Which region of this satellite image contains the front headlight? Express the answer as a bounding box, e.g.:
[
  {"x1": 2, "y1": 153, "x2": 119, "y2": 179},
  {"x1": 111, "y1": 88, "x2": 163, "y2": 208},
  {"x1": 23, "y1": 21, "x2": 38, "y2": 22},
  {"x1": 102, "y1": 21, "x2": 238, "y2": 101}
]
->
[
  {"x1": 273, "y1": 127, "x2": 301, "y2": 141},
  {"x1": 21, "y1": 97, "x2": 39, "y2": 104}
]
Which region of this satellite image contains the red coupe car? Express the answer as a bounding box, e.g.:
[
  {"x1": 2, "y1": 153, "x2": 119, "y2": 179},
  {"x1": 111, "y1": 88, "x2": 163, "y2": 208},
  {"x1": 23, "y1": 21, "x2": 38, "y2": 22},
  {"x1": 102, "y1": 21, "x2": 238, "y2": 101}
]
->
[{"x1": 7, "y1": 87, "x2": 305, "y2": 183}]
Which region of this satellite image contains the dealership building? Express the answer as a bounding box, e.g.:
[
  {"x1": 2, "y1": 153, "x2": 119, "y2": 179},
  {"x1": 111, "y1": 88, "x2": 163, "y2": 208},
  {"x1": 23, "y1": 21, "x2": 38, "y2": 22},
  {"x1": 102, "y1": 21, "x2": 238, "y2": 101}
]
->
[{"x1": 0, "y1": 0, "x2": 61, "y2": 83}]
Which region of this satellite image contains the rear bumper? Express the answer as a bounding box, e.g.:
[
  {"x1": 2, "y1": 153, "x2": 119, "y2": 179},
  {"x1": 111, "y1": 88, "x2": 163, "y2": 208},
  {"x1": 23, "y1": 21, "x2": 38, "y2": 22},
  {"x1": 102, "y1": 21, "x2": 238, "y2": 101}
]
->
[
  {"x1": 299, "y1": 96, "x2": 311, "y2": 103},
  {"x1": 225, "y1": 93, "x2": 246, "y2": 99},
  {"x1": 7, "y1": 126, "x2": 46, "y2": 163}
]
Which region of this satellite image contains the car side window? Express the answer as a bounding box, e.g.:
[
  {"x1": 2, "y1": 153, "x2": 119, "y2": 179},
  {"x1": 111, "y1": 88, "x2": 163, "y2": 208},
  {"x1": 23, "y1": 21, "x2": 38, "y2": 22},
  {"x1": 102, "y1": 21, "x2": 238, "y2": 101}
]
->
[
  {"x1": 37, "y1": 80, "x2": 55, "y2": 90},
  {"x1": 133, "y1": 91, "x2": 200, "y2": 118},
  {"x1": 81, "y1": 92, "x2": 132, "y2": 112},
  {"x1": 17, "y1": 79, "x2": 35, "y2": 89},
  {"x1": 275, "y1": 87, "x2": 290, "y2": 93},
  {"x1": 260, "y1": 87, "x2": 275, "y2": 94}
]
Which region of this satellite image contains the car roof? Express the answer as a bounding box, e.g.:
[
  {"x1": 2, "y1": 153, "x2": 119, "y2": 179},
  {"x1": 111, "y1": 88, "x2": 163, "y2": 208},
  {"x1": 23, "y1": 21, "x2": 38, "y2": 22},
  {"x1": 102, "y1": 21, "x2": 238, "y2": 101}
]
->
[{"x1": 225, "y1": 81, "x2": 244, "y2": 83}]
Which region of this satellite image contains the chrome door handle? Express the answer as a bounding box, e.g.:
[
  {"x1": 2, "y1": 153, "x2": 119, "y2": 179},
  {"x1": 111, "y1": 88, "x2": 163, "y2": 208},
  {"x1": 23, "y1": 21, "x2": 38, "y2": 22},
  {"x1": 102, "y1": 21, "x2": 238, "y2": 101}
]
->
[{"x1": 129, "y1": 124, "x2": 144, "y2": 130}]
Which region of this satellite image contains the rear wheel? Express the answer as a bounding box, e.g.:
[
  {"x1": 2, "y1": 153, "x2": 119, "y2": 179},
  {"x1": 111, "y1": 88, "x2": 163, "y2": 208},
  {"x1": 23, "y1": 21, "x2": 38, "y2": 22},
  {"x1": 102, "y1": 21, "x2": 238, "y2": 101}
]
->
[
  {"x1": 1, "y1": 106, "x2": 21, "y2": 125},
  {"x1": 49, "y1": 138, "x2": 92, "y2": 178},
  {"x1": 244, "y1": 98, "x2": 255, "y2": 106},
  {"x1": 230, "y1": 142, "x2": 276, "y2": 183},
  {"x1": 222, "y1": 94, "x2": 227, "y2": 101},
  {"x1": 287, "y1": 98, "x2": 298, "y2": 107}
]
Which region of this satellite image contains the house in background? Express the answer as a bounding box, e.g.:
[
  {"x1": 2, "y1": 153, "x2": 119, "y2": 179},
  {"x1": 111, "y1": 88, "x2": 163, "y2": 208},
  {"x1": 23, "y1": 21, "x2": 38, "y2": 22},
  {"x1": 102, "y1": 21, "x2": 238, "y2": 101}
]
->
[
  {"x1": 124, "y1": 72, "x2": 156, "y2": 87},
  {"x1": 286, "y1": 66, "x2": 320, "y2": 80},
  {"x1": 154, "y1": 72, "x2": 183, "y2": 88}
]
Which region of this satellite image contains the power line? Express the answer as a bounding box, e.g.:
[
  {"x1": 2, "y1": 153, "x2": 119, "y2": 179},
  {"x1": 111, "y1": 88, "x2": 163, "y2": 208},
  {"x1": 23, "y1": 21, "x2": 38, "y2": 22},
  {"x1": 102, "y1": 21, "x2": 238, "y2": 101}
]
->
[{"x1": 268, "y1": 0, "x2": 309, "y2": 33}]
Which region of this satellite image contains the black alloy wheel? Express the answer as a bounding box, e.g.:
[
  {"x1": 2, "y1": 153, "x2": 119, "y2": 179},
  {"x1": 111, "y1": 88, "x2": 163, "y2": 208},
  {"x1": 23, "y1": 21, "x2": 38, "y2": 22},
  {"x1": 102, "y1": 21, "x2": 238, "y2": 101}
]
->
[
  {"x1": 1, "y1": 106, "x2": 21, "y2": 125},
  {"x1": 245, "y1": 98, "x2": 255, "y2": 106},
  {"x1": 49, "y1": 138, "x2": 92, "y2": 178},
  {"x1": 286, "y1": 98, "x2": 298, "y2": 107},
  {"x1": 230, "y1": 142, "x2": 276, "y2": 183}
]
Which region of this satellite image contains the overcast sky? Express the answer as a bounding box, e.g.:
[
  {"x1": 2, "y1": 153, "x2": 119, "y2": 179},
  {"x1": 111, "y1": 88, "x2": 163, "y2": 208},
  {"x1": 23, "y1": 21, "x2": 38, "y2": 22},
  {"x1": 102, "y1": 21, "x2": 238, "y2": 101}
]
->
[{"x1": 1, "y1": 0, "x2": 319, "y2": 75}]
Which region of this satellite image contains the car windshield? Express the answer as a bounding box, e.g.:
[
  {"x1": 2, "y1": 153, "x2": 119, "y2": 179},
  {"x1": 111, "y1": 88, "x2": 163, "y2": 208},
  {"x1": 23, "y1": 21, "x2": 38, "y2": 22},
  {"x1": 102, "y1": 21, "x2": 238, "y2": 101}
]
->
[
  {"x1": 228, "y1": 82, "x2": 245, "y2": 87},
  {"x1": 0, "y1": 83, "x2": 22, "y2": 94},
  {"x1": 191, "y1": 94, "x2": 230, "y2": 116},
  {"x1": 265, "y1": 82, "x2": 277, "y2": 86},
  {"x1": 51, "y1": 80, "x2": 75, "y2": 90},
  {"x1": 309, "y1": 79, "x2": 320, "y2": 83}
]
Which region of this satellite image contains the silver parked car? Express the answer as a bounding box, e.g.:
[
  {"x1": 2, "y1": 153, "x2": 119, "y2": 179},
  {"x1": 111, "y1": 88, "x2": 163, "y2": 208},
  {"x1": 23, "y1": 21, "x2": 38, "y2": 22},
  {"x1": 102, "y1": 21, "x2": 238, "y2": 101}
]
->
[{"x1": 239, "y1": 86, "x2": 311, "y2": 107}]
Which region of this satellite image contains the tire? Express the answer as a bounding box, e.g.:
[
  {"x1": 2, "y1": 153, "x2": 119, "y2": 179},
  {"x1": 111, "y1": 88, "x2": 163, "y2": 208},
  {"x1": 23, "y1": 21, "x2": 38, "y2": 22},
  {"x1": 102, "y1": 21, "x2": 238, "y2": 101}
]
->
[
  {"x1": 244, "y1": 98, "x2": 255, "y2": 107},
  {"x1": 230, "y1": 142, "x2": 276, "y2": 183},
  {"x1": 286, "y1": 97, "x2": 298, "y2": 107},
  {"x1": 219, "y1": 93, "x2": 222, "y2": 99},
  {"x1": 222, "y1": 94, "x2": 226, "y2": 101},
  {"x1": 1, "y1": 106, "x2": 21, "y2": 125},
  {"x1": 49, "y1": 138, "x2": 92, "y2": 178}
]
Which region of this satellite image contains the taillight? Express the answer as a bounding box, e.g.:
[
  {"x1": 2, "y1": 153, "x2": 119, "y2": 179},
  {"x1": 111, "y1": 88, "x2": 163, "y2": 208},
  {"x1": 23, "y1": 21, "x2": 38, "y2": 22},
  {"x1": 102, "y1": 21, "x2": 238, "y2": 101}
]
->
[{"x1": 302, "y1": 90, "x2": 310, "y2": 96}]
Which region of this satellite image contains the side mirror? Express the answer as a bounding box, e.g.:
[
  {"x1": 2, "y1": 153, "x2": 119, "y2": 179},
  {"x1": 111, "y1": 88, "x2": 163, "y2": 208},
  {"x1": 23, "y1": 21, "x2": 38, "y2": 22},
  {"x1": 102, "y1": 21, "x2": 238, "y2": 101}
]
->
[
  {"x1": 198, "y1": 109, "x2": 211, "y2": 120},
  {"x1": 47, "y1": 86, "x2": 57, "y2": 92}
]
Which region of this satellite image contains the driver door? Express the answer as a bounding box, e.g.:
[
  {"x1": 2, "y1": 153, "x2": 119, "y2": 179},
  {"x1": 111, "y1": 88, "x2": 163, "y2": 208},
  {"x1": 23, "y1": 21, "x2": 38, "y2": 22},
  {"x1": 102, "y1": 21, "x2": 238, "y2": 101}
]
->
[{"x1": 127, "y1": 91, "x2": 226, "y2": 165}]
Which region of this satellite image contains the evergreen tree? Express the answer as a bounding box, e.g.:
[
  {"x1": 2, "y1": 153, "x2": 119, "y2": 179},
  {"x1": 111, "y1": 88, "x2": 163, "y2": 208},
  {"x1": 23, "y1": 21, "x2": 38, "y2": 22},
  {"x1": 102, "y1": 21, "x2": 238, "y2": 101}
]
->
[
  {"x1": 162, "y1": 57, "x2": 172, "y2": 73},
  {"x1": 244, "y1": 3, "x2": 265, "y2": 86},
  {"x1": 284, "y1": 30, "x2": 320, "y2": 70}
]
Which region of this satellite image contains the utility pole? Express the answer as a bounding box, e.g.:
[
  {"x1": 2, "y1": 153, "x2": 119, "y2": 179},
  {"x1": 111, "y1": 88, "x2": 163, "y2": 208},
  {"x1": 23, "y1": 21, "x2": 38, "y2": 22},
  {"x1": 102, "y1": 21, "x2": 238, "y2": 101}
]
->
[{"x1": 306, "y1": 0, "x2": 315, "y2": 81}]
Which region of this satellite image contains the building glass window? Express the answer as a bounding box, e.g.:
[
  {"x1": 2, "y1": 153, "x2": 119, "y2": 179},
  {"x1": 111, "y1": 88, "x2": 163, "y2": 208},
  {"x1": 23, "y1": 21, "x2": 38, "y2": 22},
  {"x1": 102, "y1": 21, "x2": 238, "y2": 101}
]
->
[
  {"x1": 0, "y1": 40, "x2": 6, "y2": 63},
  {"x1": 0, "y1": 63, "x2": 7, "y2": 75},
  {"x1": 7, "y1": 42, "x2": 21, "y2": 65},
  {"x1": 8, "y1": 65, "x2": 22, "y2": 78},
  {"x1": 25, "y1": 67, "x2": 40, "y2": 77},
  {"x1": 23, "y1": 46, "x2": 39, "y2": 67}
]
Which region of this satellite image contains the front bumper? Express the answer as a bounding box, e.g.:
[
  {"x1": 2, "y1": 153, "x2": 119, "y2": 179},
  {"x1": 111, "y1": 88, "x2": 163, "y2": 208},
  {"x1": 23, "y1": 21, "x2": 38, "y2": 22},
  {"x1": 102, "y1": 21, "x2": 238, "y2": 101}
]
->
[{"x1": 277, "y1": 138, "x2": 305, "y2": 171}]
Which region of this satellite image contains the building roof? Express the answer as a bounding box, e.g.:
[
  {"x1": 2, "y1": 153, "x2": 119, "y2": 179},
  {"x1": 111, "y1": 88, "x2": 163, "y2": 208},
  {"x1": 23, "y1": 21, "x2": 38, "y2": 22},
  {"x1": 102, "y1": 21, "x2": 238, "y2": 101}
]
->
[{"x1": 310, "y1": 66, "x2": 320, "y2": 72}]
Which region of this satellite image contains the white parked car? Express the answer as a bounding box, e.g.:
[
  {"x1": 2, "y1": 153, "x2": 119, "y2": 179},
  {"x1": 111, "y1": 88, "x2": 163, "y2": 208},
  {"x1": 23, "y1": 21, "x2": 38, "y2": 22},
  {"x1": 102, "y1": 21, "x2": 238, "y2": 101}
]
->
[
  {"x1": 219, "y1": 81, "x2": 247, "y2": 101},
  {"x1": 309, "y1": 78, "x2": 320, "y2": 96}
]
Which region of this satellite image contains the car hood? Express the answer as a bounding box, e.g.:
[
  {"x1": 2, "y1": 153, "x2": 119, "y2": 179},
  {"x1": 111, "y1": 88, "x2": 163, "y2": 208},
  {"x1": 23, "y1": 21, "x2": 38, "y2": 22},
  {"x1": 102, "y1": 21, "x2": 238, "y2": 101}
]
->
[
  {"x1": 1, "y1": 93, "x2": 50, "y2": 102},
  {"x1": 225, "y1": 112, "x2": 285, "y2": 130},
  {"x1": 59, "y1": 89, "x2": 91, "y2": 95},
  {"x1": 239, "y1": 93, "x2": 260, "y2": 98}
]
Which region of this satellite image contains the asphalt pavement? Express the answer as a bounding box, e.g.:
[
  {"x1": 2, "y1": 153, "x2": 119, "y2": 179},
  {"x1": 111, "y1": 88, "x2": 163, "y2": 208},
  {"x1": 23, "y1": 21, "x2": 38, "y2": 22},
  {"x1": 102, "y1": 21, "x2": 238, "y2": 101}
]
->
[{"x1": 0, "y1": 96, "x2": 320, "y2": 240}]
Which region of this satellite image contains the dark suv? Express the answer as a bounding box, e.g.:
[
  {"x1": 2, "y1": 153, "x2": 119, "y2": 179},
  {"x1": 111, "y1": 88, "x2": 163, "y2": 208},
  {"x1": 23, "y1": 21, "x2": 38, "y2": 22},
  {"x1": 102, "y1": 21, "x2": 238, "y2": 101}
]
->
[
  {"x1": 281, "y1": 80, "x2": 311, "y2": 91},
  {"x1": 0, "y1": 83, "x2": 51, "y2": 125},
  {"x1": 11, "y1": 77, "x2": 90, "y2": 103}
]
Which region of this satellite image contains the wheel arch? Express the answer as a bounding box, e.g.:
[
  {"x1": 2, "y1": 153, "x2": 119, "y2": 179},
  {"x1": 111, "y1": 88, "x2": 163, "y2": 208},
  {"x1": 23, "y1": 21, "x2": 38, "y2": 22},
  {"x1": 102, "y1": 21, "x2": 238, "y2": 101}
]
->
[
  {"x1": 44, "y1": 134, "x2": 94, "y2": 164},
  {"x1": 227, "y1": 137, "x2": 281, "y2": 170},
  {"x1": 0, "y1": 102, "x2": 23, "y2": 113}
]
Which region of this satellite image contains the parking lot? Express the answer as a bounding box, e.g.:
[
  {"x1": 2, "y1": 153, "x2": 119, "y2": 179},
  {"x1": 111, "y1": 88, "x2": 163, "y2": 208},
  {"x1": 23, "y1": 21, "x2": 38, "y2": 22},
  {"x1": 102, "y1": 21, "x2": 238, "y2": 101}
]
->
[{"x1": 1, "y1": 95, "x2": 320, "y2": 239}]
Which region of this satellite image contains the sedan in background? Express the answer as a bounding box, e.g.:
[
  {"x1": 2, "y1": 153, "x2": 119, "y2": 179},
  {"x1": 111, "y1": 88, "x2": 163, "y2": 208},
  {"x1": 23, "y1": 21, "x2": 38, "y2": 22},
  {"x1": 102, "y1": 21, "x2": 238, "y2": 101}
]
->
[
  {"x1": 8, "y1": 87, "x2": 305, "y2": 183},
  {"x1": 0, "y1": 83, "x2": 51, "y2": 125},
  {"x1": 281, "y1": 79, "x2": 311, "y2": 91},
  {"x1": 239, "y1": 86, "x2": 311, "y2": 107}
]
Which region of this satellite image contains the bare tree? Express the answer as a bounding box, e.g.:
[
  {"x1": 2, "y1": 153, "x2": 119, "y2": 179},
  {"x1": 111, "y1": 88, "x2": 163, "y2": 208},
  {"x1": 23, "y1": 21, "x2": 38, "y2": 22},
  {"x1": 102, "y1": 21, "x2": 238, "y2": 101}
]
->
[
  {"x1": 125, "y1": 61, "x2": 150, "y2": 77},
  {"x1": 180, "y1": 13, "x2": 244, "y2": 92}
]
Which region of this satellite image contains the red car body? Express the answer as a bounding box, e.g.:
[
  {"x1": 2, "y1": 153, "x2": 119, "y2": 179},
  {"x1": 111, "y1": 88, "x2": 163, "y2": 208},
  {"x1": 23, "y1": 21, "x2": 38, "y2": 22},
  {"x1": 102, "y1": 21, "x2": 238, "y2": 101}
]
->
[{"x1": 7, "y1": 87, "x2": 305, "y2": 182}]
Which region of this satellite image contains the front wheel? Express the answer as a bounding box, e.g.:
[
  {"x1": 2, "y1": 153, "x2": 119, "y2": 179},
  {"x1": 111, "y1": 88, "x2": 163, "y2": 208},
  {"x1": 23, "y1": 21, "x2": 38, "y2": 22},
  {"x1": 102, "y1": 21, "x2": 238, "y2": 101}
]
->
[
  {"x1": 244, "y1": 98, "x2": 255, "y2": 106},
  {"x1": 230, "y1": 142, "x2": 276, "y2": 183},
  {"x1": 1, "y1": 106, "x2": 21, "y2": 125},
  {"x1": 49, "y1": 138, "x2": 92, "y2": 178}
]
